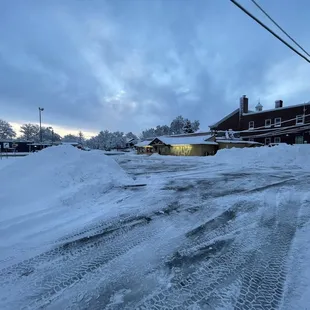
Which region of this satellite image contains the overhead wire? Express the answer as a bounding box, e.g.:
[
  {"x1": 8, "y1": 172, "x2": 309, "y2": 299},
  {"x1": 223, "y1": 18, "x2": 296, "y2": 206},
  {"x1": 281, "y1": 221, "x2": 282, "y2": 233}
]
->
[
  {"x1": 250, "y1": 0, "x2": 310, "y2": 58},
  {"x1": 229, "y1": 0, "x2": 310, "y2": 63}
]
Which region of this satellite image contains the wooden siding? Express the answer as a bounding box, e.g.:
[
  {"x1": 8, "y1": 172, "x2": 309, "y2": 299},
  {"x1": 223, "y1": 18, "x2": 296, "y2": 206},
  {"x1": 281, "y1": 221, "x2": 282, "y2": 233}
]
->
[
  {"x1": 217, "y1": 142, "x2": 261, "y2": 150},
  {"x1": 210, "y1": 110, "x2": 240, "y2": 131},
  {"x1": 241, "y1": 105, "x2": 310, "y2": 130}
]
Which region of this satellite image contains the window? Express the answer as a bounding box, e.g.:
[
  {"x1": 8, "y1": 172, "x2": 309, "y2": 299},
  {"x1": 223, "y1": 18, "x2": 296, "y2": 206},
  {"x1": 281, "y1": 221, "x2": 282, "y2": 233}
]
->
[
  {"x1": 274, "y1": 137, "x2": 281, "y2": 143},
  {"x1": 296, "y1": 115, "x2": 304, "y2": 124},
  {"x1": 249, "y1": 121, "x2": 254, "y2": 130},
  {"x1": 274, "y1": 117, "x2": 281, "y2": 127},
  {"x1": 265, "y1": 138, "x2": 271, "y2": 145},
  {"x1": 265, "y1": 119, "x2": 272, "y2": 128},
  {"x1": 295, "y1": 136, "x2": 304, "y2": 144}
]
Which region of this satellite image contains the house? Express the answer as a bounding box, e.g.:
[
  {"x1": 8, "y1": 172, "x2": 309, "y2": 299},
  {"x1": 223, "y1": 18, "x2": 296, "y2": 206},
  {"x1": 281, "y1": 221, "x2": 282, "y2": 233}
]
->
[
  {"x1": 135, "y1": 139, "x2": 154, "y2": 154},
  {"x1": 135, "y1": 131, "x2": 263, "y2": 157},
  {"x1": 125, "y1": 138, "x2": 138, "y2": 149},
  {"x1": 209, "y1": 95, "x2": 310, "y2": 145},
  {"x1": 149, "y1": 134, "x2": 218, "y2": 156}
]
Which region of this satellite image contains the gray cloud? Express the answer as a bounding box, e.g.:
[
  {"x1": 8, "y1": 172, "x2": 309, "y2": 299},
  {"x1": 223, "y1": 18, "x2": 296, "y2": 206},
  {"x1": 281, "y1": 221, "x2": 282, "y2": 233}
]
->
[{"x1": 1, "y1": 0, "x2": 310, "y2": 134}]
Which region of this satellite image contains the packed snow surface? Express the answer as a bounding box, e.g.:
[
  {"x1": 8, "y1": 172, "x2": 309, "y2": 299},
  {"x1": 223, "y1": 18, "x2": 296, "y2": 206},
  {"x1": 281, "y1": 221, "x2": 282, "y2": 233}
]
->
[
  {"x1": 1, "y1": 144, "x2": 310, "y2": 309},
  {"x1": 0, "y1": 146, "x2": 133, "y2": 266}
]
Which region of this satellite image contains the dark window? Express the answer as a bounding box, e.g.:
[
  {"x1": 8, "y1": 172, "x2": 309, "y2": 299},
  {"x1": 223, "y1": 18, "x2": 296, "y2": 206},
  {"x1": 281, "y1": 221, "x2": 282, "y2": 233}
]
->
[
  {"x1": 274, "y1": 137, "x2": 281, "y2": 143},
  {"x1": 265, "y1": 119, "x2": 272, "y2": 127},
  {"x1": 265, "y1": 138, "x2": 271, "y2": 145},
  {"x1": 249, "y1": 121, "x2": 254, "y2": 130},
  {"x1": 274, "y1": 118, "x2": 281, "y2": 127},
  {"x1": 296, "y1": 115, "x2": 304, "y2": 124},
  {"x1": 295, "y1": 136, "x2": 304, "y2": 144}
]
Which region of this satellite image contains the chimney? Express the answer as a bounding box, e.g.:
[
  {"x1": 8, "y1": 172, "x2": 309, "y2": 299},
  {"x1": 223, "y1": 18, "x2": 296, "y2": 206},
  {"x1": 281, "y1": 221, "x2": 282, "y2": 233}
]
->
[
  {"x1": 240, "y1": 95, "x2": 249, "y2": 114},
  {"x1": 275, "y1": 100, "x2": 283, "y2": 108}
]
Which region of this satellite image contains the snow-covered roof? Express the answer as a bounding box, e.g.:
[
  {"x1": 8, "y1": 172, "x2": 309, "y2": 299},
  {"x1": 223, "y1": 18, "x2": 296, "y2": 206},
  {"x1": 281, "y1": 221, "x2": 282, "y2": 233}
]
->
[
  {"x1": 0, "y1": 140, "x2": 34, "y2": 143},
  {"x1": 135, "y1": 141, "x2": 152, "y2": 147},
  {"x1": 61, "y1": 142, "x2": 80, "y2": 146},
  {"x1": 153, "y1": 135, "x2": 218, "y2": 146},
  {"x1": 209, "y1": 109, "x2": 239, "y2": 128},
  {"x1": 126, "y1": 138, "x2": 137, "y2": 143},
  {"x1": 27, "y1": 142, "x2": 53, "y2": 146},
  {"x1": 216, "y1": 139, "x2": 262, "y2": 145}
]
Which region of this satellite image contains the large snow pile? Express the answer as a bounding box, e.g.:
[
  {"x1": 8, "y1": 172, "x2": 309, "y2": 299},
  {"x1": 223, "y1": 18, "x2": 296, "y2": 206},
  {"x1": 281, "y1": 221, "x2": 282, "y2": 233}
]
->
[
  {"x1": 0, "y1": 145, "x2": 132, "y2": 222},
  {"x1": 210, "y1": 144, "x2": 310, "y2": 169}
]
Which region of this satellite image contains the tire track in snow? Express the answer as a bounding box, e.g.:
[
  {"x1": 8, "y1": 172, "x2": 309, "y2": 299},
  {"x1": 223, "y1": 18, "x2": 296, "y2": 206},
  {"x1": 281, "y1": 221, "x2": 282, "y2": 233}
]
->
[
  {"x1": 133, "y1": 193, "x2": 301, "y2": 310},
  {"x1": 0, "y1": 218, "x2": 163, "y2": 310}
]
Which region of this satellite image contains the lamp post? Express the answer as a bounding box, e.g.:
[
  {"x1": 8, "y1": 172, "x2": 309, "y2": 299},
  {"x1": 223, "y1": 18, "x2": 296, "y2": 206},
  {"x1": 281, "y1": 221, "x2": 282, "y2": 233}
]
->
[{"x1": 38, "y1": 107, "x2": 44, "y2": 143}]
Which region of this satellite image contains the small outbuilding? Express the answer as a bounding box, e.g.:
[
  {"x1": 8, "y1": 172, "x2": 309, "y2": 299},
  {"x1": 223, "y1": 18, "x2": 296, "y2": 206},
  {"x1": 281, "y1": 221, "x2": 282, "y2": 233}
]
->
[
  {"x1": 0, "y1": 140, "x2": 34, "y2": 153},
  {"x1": 149, "y1": 135, "x2": 218, "y2": 156},
  {"x1": 135, "y1": 140, "x2": 154, "y2": 154}
]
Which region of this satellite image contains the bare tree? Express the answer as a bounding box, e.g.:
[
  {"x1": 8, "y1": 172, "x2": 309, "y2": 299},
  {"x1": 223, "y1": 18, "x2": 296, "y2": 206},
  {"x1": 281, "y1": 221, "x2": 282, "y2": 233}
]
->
[
  {"x1": 0, "y1": 119, "x2": 16, "y2": 140},
  {"x1": 20, "y1": 124, "x2": 40, "y2": 141}
]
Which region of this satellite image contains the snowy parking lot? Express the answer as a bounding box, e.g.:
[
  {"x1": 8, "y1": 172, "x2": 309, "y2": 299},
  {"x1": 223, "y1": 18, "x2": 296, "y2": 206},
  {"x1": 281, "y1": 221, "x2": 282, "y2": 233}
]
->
[{"x1": 1, "y1": 145, "x2": 310, "y2": 309}]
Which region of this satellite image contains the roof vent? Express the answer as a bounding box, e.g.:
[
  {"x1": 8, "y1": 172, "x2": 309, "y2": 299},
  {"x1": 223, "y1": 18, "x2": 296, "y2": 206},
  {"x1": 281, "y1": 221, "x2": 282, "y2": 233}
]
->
[{"x1": 255, "y1": 100, "x2": 263, "y2": 112}]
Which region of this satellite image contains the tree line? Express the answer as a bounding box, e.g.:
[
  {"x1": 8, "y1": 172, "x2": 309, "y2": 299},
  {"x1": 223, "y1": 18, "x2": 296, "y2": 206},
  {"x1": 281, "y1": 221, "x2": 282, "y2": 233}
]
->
[
  {"x1": 0, "y1": 115, "x2": 200, "y2": 150},
  {"x1": 140, "y1": 116, "x2": 200, "y2": 139}
]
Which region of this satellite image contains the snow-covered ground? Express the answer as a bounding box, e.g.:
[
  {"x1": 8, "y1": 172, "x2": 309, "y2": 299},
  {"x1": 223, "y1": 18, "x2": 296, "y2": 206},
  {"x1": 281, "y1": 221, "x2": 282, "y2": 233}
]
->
[{"x1": 0, "y1": 144, "x2": 310, "y2": 309}]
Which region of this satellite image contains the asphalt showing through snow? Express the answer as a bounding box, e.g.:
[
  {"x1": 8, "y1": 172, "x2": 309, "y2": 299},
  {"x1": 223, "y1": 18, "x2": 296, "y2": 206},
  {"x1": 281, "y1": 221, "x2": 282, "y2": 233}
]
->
[{"x1": 0, "y1": 154, "x2": 309, "y2": 310}]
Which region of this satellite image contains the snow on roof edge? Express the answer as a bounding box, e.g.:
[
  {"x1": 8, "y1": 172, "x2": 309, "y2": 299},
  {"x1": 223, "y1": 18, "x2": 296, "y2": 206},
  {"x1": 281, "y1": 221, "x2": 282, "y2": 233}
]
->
[{"x1": 209, "y1": 108, "x2": 239, "y2": 128}]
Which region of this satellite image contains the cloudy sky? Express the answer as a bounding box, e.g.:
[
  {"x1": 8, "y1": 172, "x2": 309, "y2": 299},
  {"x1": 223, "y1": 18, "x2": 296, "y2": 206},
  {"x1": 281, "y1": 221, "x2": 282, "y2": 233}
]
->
[{"x1": 1, "y1": 0, "x2": 310, "y2": 137}]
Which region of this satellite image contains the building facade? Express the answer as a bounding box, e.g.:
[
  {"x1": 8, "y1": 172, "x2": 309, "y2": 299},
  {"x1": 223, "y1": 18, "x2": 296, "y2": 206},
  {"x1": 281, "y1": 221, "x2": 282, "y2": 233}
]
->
[
  {"x1": 209, "y1": 95, "x2": 310, "y2": 145},
  {"x1": 0, "y1": 140, "x2": 34, "y2": 153}
]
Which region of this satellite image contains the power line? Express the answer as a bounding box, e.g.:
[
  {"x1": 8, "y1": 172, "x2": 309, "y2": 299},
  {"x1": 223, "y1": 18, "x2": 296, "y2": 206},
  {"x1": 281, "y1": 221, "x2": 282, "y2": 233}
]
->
[
  {"x1": 250, "y1": 0, "x2": 310, "y2": 58},
  {"x1": 230, "y1": 0, "x2": 310, "y2": 63}
]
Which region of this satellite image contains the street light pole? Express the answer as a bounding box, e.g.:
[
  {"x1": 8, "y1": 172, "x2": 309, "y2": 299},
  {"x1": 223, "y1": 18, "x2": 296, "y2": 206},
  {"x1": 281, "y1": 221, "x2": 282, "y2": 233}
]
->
[{"x1": 38, "y1": 107, "x2": 44, "y2": 143}]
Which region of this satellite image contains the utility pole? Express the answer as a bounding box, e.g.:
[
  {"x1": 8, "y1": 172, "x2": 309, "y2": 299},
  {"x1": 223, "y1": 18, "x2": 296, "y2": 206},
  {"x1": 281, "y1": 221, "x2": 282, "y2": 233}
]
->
[{"x1": 38, "y1": 107, "x2": 44, "y2": 143}]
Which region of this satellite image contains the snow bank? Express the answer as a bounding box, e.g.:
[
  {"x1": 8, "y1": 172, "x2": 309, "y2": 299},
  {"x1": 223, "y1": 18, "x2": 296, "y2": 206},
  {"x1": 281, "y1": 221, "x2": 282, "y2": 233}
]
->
[
  {"x1": 0, "y1": 157, "x2": 16, "y2": 170},
  {"x1": 0, "y1": 145, "x2": 132, "y2": 222},
  {"x1": 210, "y1": 144, "x2": 310, "y2": 169}
]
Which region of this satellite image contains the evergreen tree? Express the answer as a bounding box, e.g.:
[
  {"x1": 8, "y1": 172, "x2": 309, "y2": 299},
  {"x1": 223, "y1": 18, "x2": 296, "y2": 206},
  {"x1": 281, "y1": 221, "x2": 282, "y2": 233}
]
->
[{"x1": 183, "y1": 119, "x2": 194, "y2": 133}]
